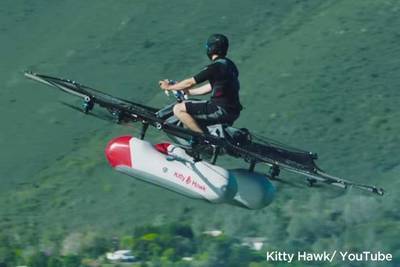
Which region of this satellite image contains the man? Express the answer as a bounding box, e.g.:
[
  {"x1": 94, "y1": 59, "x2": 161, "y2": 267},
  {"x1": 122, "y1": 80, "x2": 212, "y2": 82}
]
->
[{"x1": 159, "y1": 33, "x2": 242, "y2": 133}]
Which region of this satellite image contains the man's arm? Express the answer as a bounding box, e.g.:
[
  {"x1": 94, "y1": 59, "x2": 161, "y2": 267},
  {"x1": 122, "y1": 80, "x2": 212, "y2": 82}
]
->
[
  {"x1": 160, "y1": 63, "x2": 216, "y2": 92},
  {"x1": 186, "y1": 83, "x2": 212, "y2": 96},
  {"x1": 159, "y1": 78, "x2": 196, "y2": 91}
]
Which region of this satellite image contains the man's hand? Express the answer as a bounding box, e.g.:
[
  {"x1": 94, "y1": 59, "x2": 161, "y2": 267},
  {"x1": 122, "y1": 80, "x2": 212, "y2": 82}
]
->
[{"x1": 159, "y1": 79, "x2": 170, "y2": 90}]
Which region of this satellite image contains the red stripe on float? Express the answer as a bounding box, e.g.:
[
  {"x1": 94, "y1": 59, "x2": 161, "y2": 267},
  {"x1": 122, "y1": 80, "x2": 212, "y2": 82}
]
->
[
  {"x1": 105, "y1": 136, "x2": 132, "y2": 167},
  {"x1": 154, "y1": 143, "x2": 171, "y2": 155}
]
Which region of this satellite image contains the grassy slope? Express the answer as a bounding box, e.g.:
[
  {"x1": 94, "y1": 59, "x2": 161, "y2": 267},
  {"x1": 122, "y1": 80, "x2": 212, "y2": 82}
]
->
[{"x1": 1, "y1": 0, "x2": 399, "y2": 264}]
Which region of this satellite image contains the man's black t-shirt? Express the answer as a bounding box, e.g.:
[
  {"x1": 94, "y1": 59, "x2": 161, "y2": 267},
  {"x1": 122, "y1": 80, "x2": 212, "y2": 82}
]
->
[{"x1": 193, "y1": 57, "x2": 241, "y2": 113}]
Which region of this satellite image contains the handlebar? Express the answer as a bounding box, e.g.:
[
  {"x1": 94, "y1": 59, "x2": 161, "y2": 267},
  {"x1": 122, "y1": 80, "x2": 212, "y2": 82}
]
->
[{"x1": 164, "y1": 80, "x2": 188, "y2": 103}]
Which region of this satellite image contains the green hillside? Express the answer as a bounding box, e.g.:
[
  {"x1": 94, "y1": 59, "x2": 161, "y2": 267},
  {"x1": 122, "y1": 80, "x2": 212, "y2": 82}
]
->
[{"x1": 0, "y1": 0, "x2": 399, "y2": 266}]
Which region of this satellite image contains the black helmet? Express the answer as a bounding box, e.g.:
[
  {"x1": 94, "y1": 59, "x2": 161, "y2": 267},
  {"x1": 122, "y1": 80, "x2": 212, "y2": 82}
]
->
[{"x1": 206, "y1": 34, "x2": 229, "y2": 59}]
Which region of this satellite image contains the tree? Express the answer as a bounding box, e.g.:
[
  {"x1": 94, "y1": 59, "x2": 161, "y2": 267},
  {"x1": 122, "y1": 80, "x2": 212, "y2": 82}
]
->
[
  {"x1": 119, "y1": 235, "x2": 135, "y2": 249},
  {"x1": 47, "y1": 257, "x2": 63, "y2": 267},
  {"x1": 27, "y1": 251, "x2": 48, "y2": 267},
  {"x1": 62, "y1": 255, "x2": 81, "y2": 267},
  {"x1": 201, "y1": 236, "x2": 235, "y2": 267},
  {"x1": 0, "y1": 233, "x2": 16, "y2": 266},
  {"x1": 161, "y1": 248, "x2": 177, "y2": 262},
  {"x1": 81, "y1": 234, "x2": 110, "y2": 258},
  {"x1": 167, "y1": 223, "x2": 194, "y2": 239}
]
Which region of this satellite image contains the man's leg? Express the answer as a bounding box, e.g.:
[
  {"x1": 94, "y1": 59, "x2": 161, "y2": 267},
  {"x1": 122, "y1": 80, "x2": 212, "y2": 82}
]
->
[{"x1": 173, "y1": 102, "x2": 204, "y2": 133}]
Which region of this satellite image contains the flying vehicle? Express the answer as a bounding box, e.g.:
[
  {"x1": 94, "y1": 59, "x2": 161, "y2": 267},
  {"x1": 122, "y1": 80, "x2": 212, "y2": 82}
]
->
[{"x1": 24, "y1": 72, "x2": 384, "y2": 209}]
